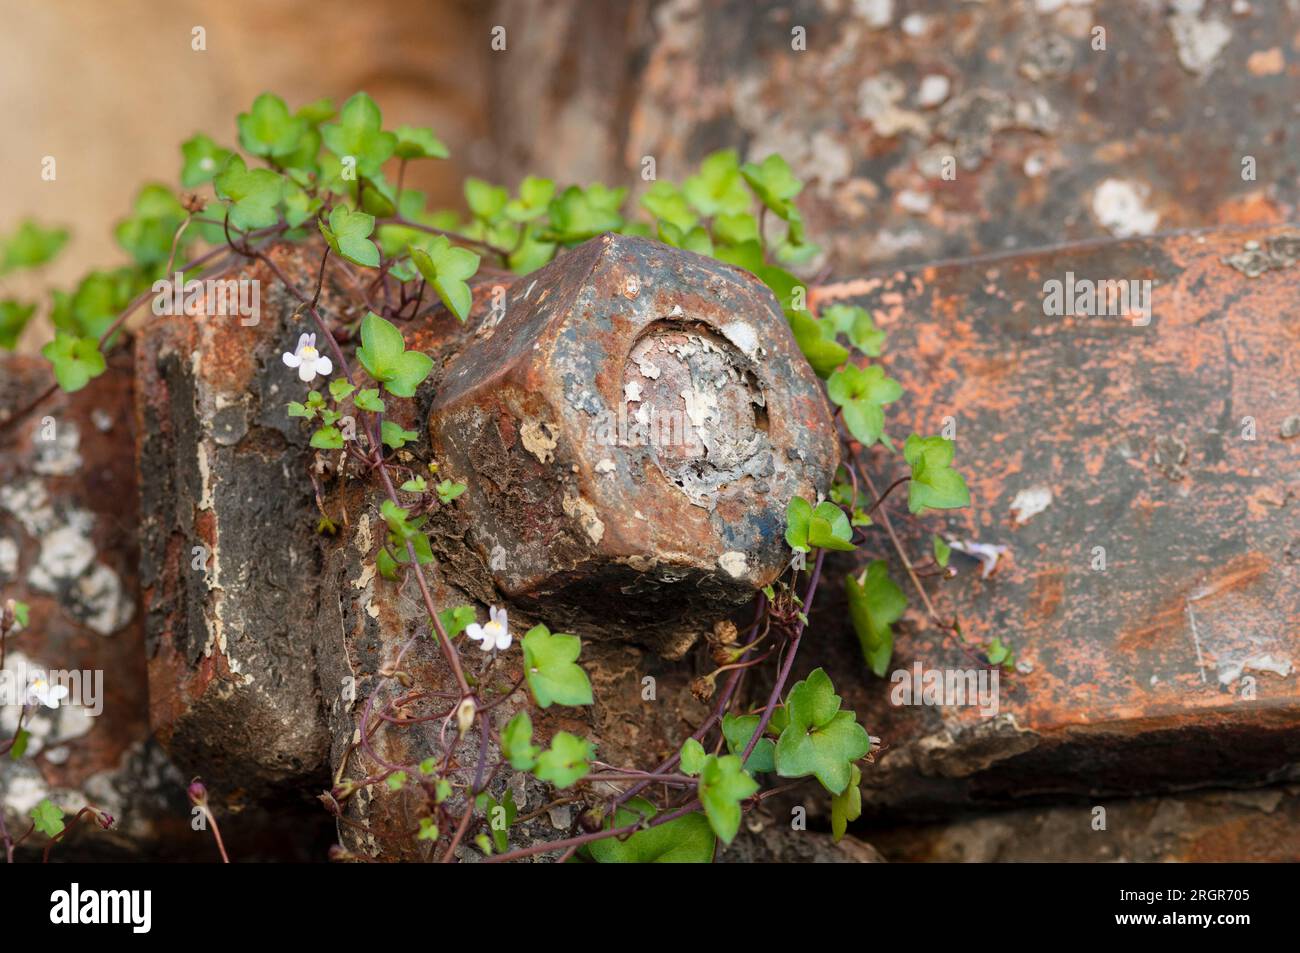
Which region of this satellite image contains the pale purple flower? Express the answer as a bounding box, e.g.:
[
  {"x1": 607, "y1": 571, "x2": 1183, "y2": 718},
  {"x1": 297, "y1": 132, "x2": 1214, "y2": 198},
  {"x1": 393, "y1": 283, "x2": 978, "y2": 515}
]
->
[
  {"x1": 465, "y1": 606, "x2": 511, "y2": 653},
  {"x1": 282, "y1": 333, "x2": 333, "y2": 382}
]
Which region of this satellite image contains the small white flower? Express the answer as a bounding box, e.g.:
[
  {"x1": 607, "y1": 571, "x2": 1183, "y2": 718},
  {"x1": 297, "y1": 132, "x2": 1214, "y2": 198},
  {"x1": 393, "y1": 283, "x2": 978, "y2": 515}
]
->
[
  {"x1": 281, "y1": 333, "x2": 333, "y2": 382},
  {"x1": 465, "y1": 606, "x2": 511, "y2": 653},
  {"x1": 27, "y1": 673, "x2": 68, "y2": 710}
]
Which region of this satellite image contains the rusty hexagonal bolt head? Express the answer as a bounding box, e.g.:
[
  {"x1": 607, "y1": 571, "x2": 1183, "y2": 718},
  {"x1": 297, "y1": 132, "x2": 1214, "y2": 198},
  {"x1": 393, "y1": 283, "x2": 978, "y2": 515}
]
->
[{"x1": 429, "y1": 234, "x2": 837, "y2": 656}]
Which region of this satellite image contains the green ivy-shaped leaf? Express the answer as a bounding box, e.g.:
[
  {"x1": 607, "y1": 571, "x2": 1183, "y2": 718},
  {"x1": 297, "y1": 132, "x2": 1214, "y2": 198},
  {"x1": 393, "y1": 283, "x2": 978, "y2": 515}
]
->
[
  {"x1": 310, "y1": 425, "x2": 344, "y2": 449},
  {"x1": 319, "y1": 205, "x2": 379, "y2": 268},
  {"x1": 320, "y1": 92, "x2": 397, "y2": 177},
  {"x1": 830, "y1": 763, "x2": 863, "y2": 841},
  {"x1": 986, "y1": 637, "x2": 1016, "y2": 670},
  {"x1": 785, "y1": 497, "x2": 855, "y2": 553},
  {"x1": 658, "y1": 222, "x2": 713, "y2": 256},
  {"x1": 465, "y1": 177, "x2": 509, "y2": 221},
  {"x1": 376, "y1": 547, "x2": 398, "y2": 580},
  {"x1": 641, "y1": 181, "x2": 697, "y2": 233},
  {"x1": 354, "y1": 312, "x2": 434, "y2": 397},
  {"x1": 435, "y1": 480, "x2": 466, "y2": 504},
  {"x1": 213, "y1": 155, "x2": 284, "y2": 231},
  {"x1": 0, "y1": 300, "x2": 36, "y2": 350},
  {"x1": 393, "y1": 125, "x2": 449, "y2": 160},
  {"x1": 180, "y1": 133, "x2": 234, "y2": 188},
  {"x1": 712, "y1": 211, "x2": 760, "y2": 246},
  {"x1": 437, "y1": 604, "x2": 476, "y2": 638},
  {"x1": 501, "y1": 711, "x2": 540, "y2": 770},
  {"x1": 774, "y1": 668, "x2": 872, "y2": 795},
  {"x1": 903, "y1": 434, "x2": 971, "y2": 514},
  {"x1": 823, "y1": 304, "x2": 885, "y2": 357},
  {"x1": 237, "y1": 92, "x2": 307, "y2": 159},
  {"x1": 740, "y1": 153, "x2": 803, "y2": 218},
  {"x1": 787, "y1": 311, "x2": 848, "y2": 378},
  {"x1": 42, "y1": 333, "x2": 106, "y2": 393},
  {"x1": 1, "y1": 220, "x2": 70, "y2": 274},
  {"x1": 586, "y1": 798, "x2": 715, "y2": 864},
  {"x1": 697, "y1": 753, "x2": 758, "y2": 845},
  {"x1": 678, "y1": 738, "x2": 707, "y2": 777},
  {"x1": 521, "y1": 624, "x2": 593, "y2": 709},
  {"x1": 114, "y1": 185, "x2": 187, "y2": 268},
  {"x1": 682, "y1": 149, "x2": 751, "y2": 217},
  {"x1": 534, "y1": 731, "x2": 593, "y2": 789},
  {"x1": 846, "y1": 560, "x2": 906, "y2": 677},
  {"x1": 353, "y1": 388, "x2": 385, "y2": 412},
  {"x1": 827, "y1": 364, "x2": 903, "y2": 449},
  {"x1": 30, "y1": 799, "x2": 64, "y2": 838},
  {"x1": 721, "y1": 713, "x2": 777, "y2": 774},
  {"x1": 933, "y1": 533, "x2": 951, "y2": 568},
  {"x1": 410, "y1": 235, "x2": 479, "y2": 321},
  {"x1": 545, "y1": 184, "x2": 625, "y2": 244},
  {"x1": 504, "y1": 176, "x2": 556, "y2": 223},
  {"x1": 296, "y1": 98, "x2": 336, "y2": 125},
  {"x1": 380, "y1": 420, "x2": 418, "y2": 449}
]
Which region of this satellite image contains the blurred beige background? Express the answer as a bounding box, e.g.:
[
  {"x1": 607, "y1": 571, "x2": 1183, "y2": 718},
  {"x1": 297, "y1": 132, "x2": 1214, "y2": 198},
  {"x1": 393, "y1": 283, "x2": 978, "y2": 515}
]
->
[{"x1": 0, "y1": 0, "x2": 490, "y2": 307}]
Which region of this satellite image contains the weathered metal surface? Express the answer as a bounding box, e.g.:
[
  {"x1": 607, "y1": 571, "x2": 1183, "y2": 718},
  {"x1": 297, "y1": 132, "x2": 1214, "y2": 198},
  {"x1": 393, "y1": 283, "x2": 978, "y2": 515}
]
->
[
  {"x1": 429, "y1": 233, "x2": 838, "y2": 658},
  {"x1": 797, "y1": 224, "x2": 1300, "y2": 814},
  {"x1": 865, "y1": 785, "x2": 1300, "y2": 863},
  {"x1": 134, "y1": 245, "x2": 340, "y2": 797},
  {"x1": 0, "y1": 356, "x2": 190, "y2": 856},
  {"x1": 314, "y1": 274, "x2": 742, "y2": 859},
  {"x1": 489, "y1": 0, "x2": 1300, "y2": 275}
]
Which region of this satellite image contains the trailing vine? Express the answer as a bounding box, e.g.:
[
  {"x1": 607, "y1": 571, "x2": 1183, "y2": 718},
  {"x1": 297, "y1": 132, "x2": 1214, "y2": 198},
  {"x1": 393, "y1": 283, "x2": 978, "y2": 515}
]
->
[{"x1": 0, "y1": 90, "x2": 1012, "y2": 862}]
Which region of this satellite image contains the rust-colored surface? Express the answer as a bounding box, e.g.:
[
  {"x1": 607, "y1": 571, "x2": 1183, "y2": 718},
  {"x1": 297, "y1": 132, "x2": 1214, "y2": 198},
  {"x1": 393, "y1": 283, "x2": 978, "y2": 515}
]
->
[
  {"x1": 799, "y1": 224, "x2": 1300, "y2": 812},
  {"x1": 865, "y1": 785, "x2": 1300, "y2": 863},
  {"x1": 314, "y1": 278, "x2": 724, "y2": 861},
  {"x1": 133, "y1": 243, "x2": 349, "y2": 797},
  {"x1": 0, "y1": 356, "x2": 191, "y2": 854},
  {"x1": 429, "y1": 233, "x2": 838, "y2": 658},
  {"x1": 489, "y1": 0, "x2": 1300, "y2": 276}
]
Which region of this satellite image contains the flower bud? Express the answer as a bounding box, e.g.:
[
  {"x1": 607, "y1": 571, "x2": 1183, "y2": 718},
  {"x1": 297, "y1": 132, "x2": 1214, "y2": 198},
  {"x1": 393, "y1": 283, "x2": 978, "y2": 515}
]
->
[{"x1": 455, "y1": 696, "x2": 477, "y2": 736}]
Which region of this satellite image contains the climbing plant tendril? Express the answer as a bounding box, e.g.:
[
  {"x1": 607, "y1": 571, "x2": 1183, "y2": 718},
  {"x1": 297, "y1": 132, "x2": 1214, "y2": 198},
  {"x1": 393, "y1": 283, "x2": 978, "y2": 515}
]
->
[{"x1": 0, "y1": 90, "x2": 1011, "y2": 863}]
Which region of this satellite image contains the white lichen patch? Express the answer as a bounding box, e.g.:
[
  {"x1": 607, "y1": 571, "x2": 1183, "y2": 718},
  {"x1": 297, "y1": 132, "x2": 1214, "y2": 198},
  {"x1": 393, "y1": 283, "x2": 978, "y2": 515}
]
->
[
  {"x1": 633, "y1": 353, "x2": 661, "y2": 379},
  {"x1": 857, "y1": 73, "x2": 928, "y2": 138},
  {"x1": 0, "y1": 478, "x2": 55, "y2": 536},
  {"x1": 73, "y1": 563, "x2": 134, "y2": 636},
  {"x1": 594, "y1": 458, "x2": 616, "y2": 475},
  {"x1": 1009, "y1": 486, "x2": 1053, "y2": 525},
  {"x1": 1168, "y1": 6, "x2": 1231, "y2": 76},
  {"x1": 718, "y1": 551, "x2": 749, "y2": 578},
  {"x1": 520, "y1": 419, "x2": 559, "y2": 464},
  {"x1": 31, "y1": 421, "x2": 82, "y2": 476},
  {"x1": 0, "y1": 536, "x2": 17, "y2": 581},
  {"x1": 562, "y1": 493, "x2": 605, "y2": 545},
  {"x1": 719, "y1": 321, "x2": 761, "y2": 361},
  {"x1": 28, "y1": 523, "x2": 97, "y2": 585},
  {"x1": 1092, "y1": 179, "x2": 1160, "y2": 238},
  {"x1": 197, "y1": 441, "x2": 215, "y2": 511},
  {"x1": 1217, "y1": 652, "x2": 1293, "y2": 687},
  {"x1": 0, "y1": 763, "x2": 51, "y2": 816}
]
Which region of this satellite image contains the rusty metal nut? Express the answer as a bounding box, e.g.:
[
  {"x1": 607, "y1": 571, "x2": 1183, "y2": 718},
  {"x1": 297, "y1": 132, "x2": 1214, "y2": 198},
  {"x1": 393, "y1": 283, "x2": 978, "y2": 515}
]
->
[{"x1": 428, "y1": 234, "x2": 838, "y2": 655}]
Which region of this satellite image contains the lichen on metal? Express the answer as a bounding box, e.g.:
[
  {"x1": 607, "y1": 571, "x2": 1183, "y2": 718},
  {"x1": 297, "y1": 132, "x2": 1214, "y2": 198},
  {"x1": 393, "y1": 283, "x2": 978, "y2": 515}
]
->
[{"x1": 429, "y1": 234, "x2": 838, "y2": 656}]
